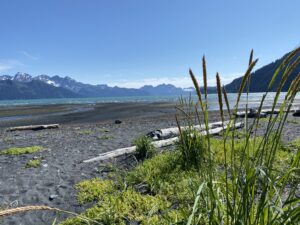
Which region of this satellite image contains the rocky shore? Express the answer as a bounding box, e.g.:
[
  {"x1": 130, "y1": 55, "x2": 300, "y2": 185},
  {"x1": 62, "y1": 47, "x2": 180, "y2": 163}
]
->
[{"x1": 0, "y1": 103, "x2": 299, "y2": 224}]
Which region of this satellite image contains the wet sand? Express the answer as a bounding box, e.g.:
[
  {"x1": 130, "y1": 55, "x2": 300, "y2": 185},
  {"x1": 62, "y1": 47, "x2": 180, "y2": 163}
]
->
[{"x1": 0, "y1": 103, "x2": 299, "y2": 225}]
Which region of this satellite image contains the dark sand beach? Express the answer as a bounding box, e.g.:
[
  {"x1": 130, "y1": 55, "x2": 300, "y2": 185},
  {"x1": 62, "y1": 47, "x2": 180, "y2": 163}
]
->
[{"x1": 0, "y1": 103, "x2": 299, "y2": 224}]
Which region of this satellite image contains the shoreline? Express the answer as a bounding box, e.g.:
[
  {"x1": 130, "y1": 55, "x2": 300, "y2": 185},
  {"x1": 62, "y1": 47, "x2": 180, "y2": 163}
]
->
[{"x1": 0, "y1": 102, "x2": 299, "y2": 224}]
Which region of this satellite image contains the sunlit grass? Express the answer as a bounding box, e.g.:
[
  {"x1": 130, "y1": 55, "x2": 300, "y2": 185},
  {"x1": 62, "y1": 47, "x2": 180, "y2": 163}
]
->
[{"x1": 0, "y1": 146, "x2": 43, "y2": 155}]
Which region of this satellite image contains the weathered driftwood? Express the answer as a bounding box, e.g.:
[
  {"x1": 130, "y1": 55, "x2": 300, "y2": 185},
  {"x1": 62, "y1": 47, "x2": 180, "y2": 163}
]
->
[
  {"x1": 83, "y1": 122, "x2": 244, "y2": 163},
  {"x1": 147, "y1": 120, "x2": 231, "y2": 140},
  {"x1": 7, "y1": 124, "x2": 59, "y2": 132},
  {"x1": 261, "y1": 108, "x2": 280, "y2": 114},
  {"x1": 234, "y1": 109, "x2": 267, "y2": 118}
]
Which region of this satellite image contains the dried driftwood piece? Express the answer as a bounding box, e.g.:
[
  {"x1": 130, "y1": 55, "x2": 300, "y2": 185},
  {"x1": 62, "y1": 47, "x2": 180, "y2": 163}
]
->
[
  {"x1": 234, "y1": 109, "x2": 267, "y2": 118},
  {"x1": 83, "y1": 122, "x2": 244, "y2": 163},
  {"x1": 147, "y1": 120, "x2": 231, "y2": 140},
  {"x1": 7, "y1": 124, "x2": 59, "y2": 132}
]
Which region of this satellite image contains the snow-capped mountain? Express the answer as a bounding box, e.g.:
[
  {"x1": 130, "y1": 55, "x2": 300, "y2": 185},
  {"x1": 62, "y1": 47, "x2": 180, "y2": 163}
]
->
[
  {"x1": 13, "y1": 72, "x2": 33, "y2": 82},
  {"x1": 0, "y1": 72, "x2": 193, "y2": 100},
  {"x1": 0, "y1": 75, "x2": 12, "y2": 81},
  {"x1": 35, "y1": 75, "x2": 60, "y2": 87}
]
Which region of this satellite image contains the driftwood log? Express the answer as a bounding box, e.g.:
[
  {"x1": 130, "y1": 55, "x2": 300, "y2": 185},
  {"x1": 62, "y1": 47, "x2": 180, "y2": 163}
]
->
[
  {"x1": 147, "y1": 120, "x2": 231, "y2": 140},
  {"x1": 7, "y1": 124, "x2": 59, "y2": 132},
  {"x1": 83, "y1": 122, "x2": 244, "y2": 163}
]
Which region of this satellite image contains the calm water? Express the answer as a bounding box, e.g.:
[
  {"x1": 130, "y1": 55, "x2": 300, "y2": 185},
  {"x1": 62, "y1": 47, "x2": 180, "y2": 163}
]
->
[{"x1": 0, "y1": 93, "x2": 299, "y2": 111}]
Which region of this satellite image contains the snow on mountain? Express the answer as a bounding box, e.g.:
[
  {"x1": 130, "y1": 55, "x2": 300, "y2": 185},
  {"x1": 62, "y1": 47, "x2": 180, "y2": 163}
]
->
[
  {"x1": 13, "y1": 72, "x2": 33, "y2": 82},
  {"x1": 35, "y1": 75, "x2": 60, "y2": 87},
  {"x1": 0, "y1": 75, "x2": 12, "y2": 81},
  {"x1": 0, "y1": 72, "x2": 194, "y2": 98}
]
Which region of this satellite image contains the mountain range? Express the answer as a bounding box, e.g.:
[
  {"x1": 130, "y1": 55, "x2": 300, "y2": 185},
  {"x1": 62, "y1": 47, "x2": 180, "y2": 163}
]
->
[
  {"x1": 0, "y1": 50, "x2": 299, "y2": 100},
  {"x1": 0, "y1": 73, "x2": 191, "y2": 100},
  {"x1": 225, "y1": 50, "x2": 300, "y2": 92}
]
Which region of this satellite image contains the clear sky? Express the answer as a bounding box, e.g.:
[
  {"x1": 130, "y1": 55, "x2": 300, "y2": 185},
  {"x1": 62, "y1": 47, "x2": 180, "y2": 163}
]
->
[{"x1": 0, "y1": 0, "x2": 299, "y2": 88}]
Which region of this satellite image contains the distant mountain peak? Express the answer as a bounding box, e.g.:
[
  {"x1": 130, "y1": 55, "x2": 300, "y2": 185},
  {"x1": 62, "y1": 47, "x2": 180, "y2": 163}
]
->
[
  {"x1": 14, "y1": 72, "x2": 33, "y2": 82},
  {"x1": 0, "y1": 72, "x2": 194, "y2": 100}
]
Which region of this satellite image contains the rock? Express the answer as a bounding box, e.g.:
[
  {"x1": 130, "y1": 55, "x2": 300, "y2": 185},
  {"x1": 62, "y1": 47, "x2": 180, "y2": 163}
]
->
[
  {"x1": 42, "y1": 164, "x2": 48, "y2": 168},
  {"x1": 146, "y1": 130, "x2": 162, "y2": 140},
  {"x1": 49, "y1": 194, "x2": 58, "y2": 201},
  {"x1": 134, "y1": 183, "x2": 150, "y2": 194},
  {"x1": 293, "y1": 110, "x2": 300, "y2": 117},
  {"x1": 115, "y1": 119, "x2": 122, "y2": 124}
]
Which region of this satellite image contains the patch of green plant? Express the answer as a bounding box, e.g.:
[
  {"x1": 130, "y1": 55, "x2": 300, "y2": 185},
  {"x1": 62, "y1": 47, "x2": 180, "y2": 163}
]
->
[
  {"x1": 286, "y1": 119, "x2": 299, "y2": 124},
  {"x1": 25, "y1": 158, "x2": 41, "y2": 168},
  {"x1": 99, "y1": 128, "x2": 110, "y2": 133},
  {"x1": 0, "y1": 146, "x2": 43, "y2": 155},
  {"x1": 133, "y1": 136, "x2": 155, "y2": 160},
  {"x1": 176, "y1": 128, "x2": 208, "y2": 170},
  {"x1": 60, "y1": 136, "x2": 297, "y2": 224},
  {"x1": 290, "y1": 137, "x2": 300, "y2": 149},
  {"x1": 62, "y1": 187, "x2": 186, "y2": 225},
  {"x1": 76, "y1": 178, "x2": 115, "y2": 204},
  {"x1": 77, "y1": 129, "x2": 93, "y2": 135},
  {"x1": 97, "y1": 135, "x2": 112, "y2": 140},
  {"x1": 126, "y1": 152, "x2": 202, "y2": 203}
]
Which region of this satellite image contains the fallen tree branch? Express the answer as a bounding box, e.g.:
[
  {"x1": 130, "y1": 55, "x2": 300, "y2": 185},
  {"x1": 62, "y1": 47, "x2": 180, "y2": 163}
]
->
[
  {"x1": 7, "y1": 124, "x2": 59, "y2": 132},
  {"x1": 83, "y1": 122, "x2": 244, "y2": 163}
]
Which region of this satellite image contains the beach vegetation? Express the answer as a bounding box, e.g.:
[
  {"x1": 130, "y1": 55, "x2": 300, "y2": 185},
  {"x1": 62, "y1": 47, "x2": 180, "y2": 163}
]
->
[
  {"x1": 59, "y1": 48, "x2": 300, "y2": 224},
  {"x1": 133, "y1": 136, "x2": 155, "y2": 160},
  {"x1": 0, "y1": 146, "x2": 43, "y2": 155},
  {"x1": 25, "y1": 158, "x2": 42, "y2": 168},
  {"x1": 97, "y1": 135, "x2": 112, "y2": 140},
  {"x1": 176, "y1": 128, "x2": 208, "y2": 170},
  {"x1": 77, "y1": 129, "x2": 93, "y2": 135},
  {"x1": 99, "y1": 128, "x2": 110, "y2": 133},
  {"x1": 287, "y1": 119, "x2": 300, "y2": 124}
]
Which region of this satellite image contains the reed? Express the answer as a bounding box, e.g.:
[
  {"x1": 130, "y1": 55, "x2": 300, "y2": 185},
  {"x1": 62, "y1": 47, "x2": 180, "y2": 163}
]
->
[{"x1": 185, "y1": 48, "x2": 300, "y2": 225}]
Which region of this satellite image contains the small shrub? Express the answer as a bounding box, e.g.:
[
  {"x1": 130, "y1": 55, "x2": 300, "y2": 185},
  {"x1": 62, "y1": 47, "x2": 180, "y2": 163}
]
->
[
  {"x1": 134, "y1": 136, "x2": 155, "y2": 160},
  {"x1": 0, "y1": 146, "x2": 43, "y2": 155}
]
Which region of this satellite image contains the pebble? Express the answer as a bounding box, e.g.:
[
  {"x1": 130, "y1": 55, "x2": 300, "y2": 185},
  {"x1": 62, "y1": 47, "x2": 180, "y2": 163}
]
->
[
  {"x1": 49, "y1": 194, "x2": 58, "y2": 201},
  {"x1": 115, "y1": 119, "x2": 122, "y2": 124}
]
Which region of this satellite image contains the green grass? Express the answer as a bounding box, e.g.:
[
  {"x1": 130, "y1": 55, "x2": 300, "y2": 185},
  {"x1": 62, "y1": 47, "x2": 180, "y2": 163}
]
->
[
  {"x1": 176, "y1": 128, "x2": 208, "y2": 169},
  {"x1": 76, "y1": 129, "x2": 93, "y2": 135},
  {"x1": 97, "y1": 135, "x2": 112, "y2": 140},
  {"x1": 60, "y1": 137, "x2": 296, "y2": 224},
  {"x1": 0, "y1": 146, "x2": 43, "y2": 155},
  {"x1": 133, "y1": 136, "x2": 155, "y2": 160},
  {"x1": 25, "y1": 158, "x2": 42, "y2": 168}
]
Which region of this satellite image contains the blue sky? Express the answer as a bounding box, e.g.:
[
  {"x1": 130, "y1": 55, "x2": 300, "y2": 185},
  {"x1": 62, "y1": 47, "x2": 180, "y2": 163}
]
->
[{"x1": 0, "y1": 0, "x2": 299, "y2": 88}]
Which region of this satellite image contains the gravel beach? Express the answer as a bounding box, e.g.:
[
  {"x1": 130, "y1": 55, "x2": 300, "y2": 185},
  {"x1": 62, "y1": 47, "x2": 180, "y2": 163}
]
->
[{"x1": 0, "y1": 103, "x2": 299, "y2": 225}]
